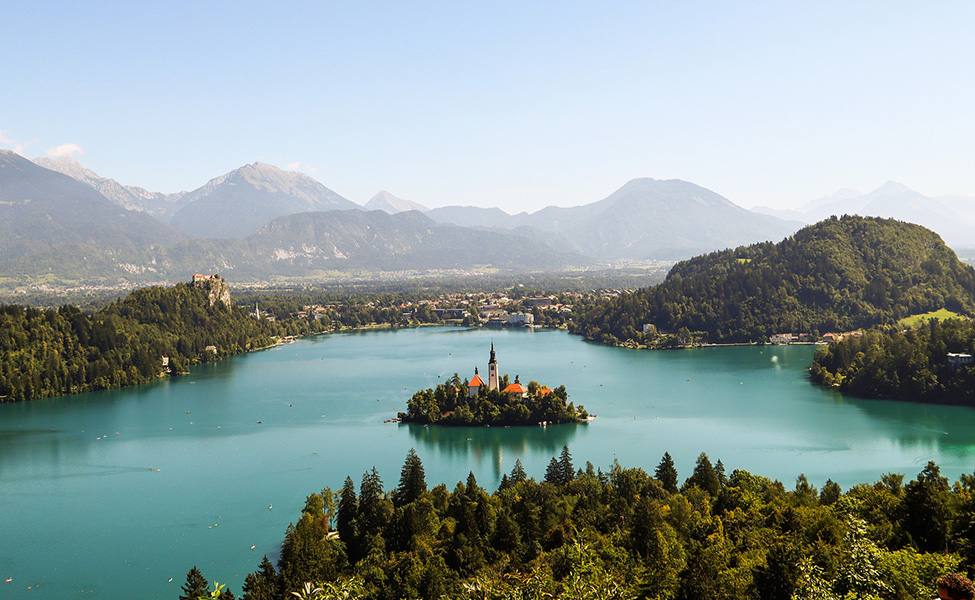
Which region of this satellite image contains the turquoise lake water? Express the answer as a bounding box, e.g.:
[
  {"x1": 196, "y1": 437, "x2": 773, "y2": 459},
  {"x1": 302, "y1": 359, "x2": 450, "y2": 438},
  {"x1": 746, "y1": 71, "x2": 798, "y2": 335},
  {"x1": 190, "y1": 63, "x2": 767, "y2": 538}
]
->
[{"x1": 3, "y1": 326, "x2": 975, "y2": 598}]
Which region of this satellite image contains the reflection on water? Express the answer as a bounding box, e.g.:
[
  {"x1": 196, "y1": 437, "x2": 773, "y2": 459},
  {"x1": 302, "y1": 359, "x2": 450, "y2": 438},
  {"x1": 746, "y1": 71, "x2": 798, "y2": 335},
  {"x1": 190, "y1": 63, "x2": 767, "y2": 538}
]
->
[{"x1": 405, "y1": 421, "x2": 583, "y2": 481}]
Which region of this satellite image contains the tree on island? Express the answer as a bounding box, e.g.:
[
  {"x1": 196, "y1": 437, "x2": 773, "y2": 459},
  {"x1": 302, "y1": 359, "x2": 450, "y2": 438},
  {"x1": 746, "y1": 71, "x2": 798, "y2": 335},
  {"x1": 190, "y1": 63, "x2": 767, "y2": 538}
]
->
[{"x1": 400, "y1": 376, "x2": 587, "y2": 427}]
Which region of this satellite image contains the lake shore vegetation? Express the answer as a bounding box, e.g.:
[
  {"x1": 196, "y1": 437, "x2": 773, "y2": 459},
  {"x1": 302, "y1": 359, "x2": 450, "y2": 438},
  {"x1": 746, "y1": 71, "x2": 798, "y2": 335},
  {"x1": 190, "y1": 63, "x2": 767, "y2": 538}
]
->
[
  {"x1": 196, "y1": 448, "x2": 975, "y2": 600},
  {"x1": 810, "y1": 317, "x2": 975, "y2": 404},
  {"x1": 0, "y1": 277, "x2": 276, "y2": 402}
]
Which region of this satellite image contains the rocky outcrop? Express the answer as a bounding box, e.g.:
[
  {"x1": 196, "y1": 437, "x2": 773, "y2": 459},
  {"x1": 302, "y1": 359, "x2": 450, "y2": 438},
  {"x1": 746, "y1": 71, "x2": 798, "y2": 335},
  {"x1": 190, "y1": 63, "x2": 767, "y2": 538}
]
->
[{"x1": 192, "y1": 273, "x2": 231, "y2": 307}]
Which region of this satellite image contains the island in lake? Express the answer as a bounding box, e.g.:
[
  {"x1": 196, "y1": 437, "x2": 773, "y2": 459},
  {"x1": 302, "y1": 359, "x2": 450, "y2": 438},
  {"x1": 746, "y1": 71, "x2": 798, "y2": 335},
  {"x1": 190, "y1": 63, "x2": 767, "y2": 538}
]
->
[{"x1": 398, "y1": 342, "x2": 590, "y2": 426}]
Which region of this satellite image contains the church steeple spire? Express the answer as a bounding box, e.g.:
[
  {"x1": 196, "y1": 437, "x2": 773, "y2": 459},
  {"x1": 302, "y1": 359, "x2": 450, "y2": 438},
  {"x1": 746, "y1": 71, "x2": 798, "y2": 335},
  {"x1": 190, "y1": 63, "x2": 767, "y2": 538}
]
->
[{"x1": 487, "y1": 341, "x2": 499, "y2": 391}]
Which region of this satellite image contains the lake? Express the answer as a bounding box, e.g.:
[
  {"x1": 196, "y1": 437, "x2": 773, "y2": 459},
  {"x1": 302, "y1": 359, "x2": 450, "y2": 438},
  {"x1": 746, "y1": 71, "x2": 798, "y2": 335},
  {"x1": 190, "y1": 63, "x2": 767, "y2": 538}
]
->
[{"x1": 3, "y1": 326, "x2": 975, "y2": 599}]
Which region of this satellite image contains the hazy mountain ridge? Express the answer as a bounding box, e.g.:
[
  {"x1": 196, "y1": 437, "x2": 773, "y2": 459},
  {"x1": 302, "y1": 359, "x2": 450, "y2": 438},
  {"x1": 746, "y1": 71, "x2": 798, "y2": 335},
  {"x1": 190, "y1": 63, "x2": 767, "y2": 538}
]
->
[
  {"x1": 364, "y1": 190, "x2": 429, "y2": 214},
  {"x1": 33, "y1": 156, "x2": 187, "y2": 219},
  {"x1": 752, "y1": 182, "x2": 975, "y2": 247},
  {"x1": 428, "y1": 178, "x2": 802, "y2": 260},
  {"x1": 0, "y1": 209, "x2": 592, "y2": 284},
  {"x1": 0, "y1": 150, "x2": 185, "y2": 261},
  {"x1": 169, "y1": 162, "x2": 359, "y2": 238}
]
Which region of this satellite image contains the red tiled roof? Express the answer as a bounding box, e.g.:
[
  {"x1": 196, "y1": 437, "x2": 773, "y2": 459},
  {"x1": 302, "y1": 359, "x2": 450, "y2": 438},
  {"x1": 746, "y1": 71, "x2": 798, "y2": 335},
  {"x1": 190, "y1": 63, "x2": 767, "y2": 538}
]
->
[
  {"x1": 469, "y1": 374, "x2": 485, "y2": 387},
  {"x1": 538, "y1": 387, "x2": 552, "y2": 396},
  {"x1": 503, "y1": 382, "x2": 528, "y2": 394}
]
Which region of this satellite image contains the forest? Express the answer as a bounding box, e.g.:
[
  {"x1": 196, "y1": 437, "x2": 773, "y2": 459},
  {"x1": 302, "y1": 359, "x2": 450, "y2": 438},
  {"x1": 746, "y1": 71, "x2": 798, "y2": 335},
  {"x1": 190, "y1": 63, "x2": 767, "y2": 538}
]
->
[
  {"x1": 0, "y1": 281, "x2": 484, "y2": 403},
  {"x1": 399, "y1": 375, "x2": 588, "y2": 426},
  {"x1": 569, "y1": 216, "x2": 975, "y2": 346},
  {"x1": 0, "y1": 279, "x2": 276, "y2": 402},
  {"x1": 180, "y1": 448, "x2": 975, "y2": 600},
  {"x1": 810, "y1": 317, "x2": 975, "y2": 404}
]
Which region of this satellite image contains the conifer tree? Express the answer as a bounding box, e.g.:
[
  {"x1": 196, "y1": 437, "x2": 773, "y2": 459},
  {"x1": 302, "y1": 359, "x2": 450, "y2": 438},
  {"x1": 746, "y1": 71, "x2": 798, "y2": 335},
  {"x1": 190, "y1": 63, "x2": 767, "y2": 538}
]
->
[
  {"x1": 336, "y1": 476, "x2": 357, "y2": 552},
  {"x1": 684, "y1": 452, "x2": 720, "y2": 496},
  {"x1": 820, "y1": 479, "x2": 841, "y2": 505},
  {"x1": 509, "y1": 459, "x2": 527, "y2": 484},
  {"x1": 715, "y1": 459, "x2": 728, "y2": 488},
  {"x1": 394, "y1": 448, "x2": 427, "y2": 506},
  {"x1": 558, "y1": 445, "x2": 574, "y2": 485},
  {"x1": 902, "y1": 460, "x2": 951, "y2": 552},
  {"x1": 358, "y1": 467, "x2": 392, "y2": 544},
  {"x1": 544, "y1": 457, "x2": 562, "y2": 485},
  {"x1": 241, "y1": 555, "x2": 278, "y2": 600},
  {"x1": 179, "y1": 566, "x2": 209, "y2": 600},
  {"x1": 654, "y1": 452, "x2": 679, "y2": 493}
]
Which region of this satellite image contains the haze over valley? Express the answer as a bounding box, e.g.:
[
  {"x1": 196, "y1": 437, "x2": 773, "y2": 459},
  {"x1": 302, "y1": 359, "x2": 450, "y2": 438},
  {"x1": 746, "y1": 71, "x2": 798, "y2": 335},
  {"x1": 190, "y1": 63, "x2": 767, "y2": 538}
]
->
[{"x1": 6, "y1": 148, "x2": 975, "y2": 291}]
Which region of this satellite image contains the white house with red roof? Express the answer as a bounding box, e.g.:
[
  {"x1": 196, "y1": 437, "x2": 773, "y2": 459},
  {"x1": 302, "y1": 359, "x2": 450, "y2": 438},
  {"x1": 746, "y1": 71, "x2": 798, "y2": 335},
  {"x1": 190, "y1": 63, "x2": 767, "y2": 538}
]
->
[
  {"x1": 467, "y1": 368, "x2": 485, "y2": 398},
  {"x1": 502, "y1": 376, "x2": 528, "y2": 400}
]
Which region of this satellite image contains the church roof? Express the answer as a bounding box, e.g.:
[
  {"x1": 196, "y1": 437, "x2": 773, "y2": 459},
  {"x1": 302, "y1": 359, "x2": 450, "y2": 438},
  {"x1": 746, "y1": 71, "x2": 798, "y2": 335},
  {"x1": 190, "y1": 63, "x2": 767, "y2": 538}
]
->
[
  {"x1": 469, "y1": 374, "x2": 485, "y2": 387},
  {"x1": 503, "y1": 382, "x2": 528, "y2": 394}
]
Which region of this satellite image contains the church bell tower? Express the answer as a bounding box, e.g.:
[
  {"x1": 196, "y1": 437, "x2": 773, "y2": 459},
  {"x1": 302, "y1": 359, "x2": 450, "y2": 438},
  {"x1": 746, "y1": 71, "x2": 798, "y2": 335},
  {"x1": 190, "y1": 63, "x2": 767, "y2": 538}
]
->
[{"x1": 488, "y1": 341, "x2": 499, "y2": 391}]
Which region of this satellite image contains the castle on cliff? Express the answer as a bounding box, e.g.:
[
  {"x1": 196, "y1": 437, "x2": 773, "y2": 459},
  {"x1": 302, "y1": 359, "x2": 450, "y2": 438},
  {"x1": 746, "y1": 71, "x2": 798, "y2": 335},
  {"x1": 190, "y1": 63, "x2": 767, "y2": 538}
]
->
[{"x1": 192, "y1": 273, "x2": 231, "y2": 307}]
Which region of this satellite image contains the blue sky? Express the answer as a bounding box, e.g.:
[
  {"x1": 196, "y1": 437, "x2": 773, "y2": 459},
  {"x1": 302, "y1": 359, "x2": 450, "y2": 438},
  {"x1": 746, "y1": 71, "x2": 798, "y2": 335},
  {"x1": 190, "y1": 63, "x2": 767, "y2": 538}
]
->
[{"x1": 2, "y1": 1, "x2": 973, "y2": 212}]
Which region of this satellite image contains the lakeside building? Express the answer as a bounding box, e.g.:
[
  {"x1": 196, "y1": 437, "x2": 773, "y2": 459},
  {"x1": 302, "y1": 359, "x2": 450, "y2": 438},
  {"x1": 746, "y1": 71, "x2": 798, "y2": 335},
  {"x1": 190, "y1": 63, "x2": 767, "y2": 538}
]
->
[{"x1": 948, "y1": 353, "x2": 974, "y2": 371}]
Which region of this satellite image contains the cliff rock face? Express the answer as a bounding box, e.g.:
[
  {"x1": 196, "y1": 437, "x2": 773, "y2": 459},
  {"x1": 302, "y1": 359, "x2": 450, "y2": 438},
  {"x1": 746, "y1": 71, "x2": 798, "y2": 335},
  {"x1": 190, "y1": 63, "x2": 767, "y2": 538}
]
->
[{"x1": 192, "y1": 274, "x2": 231, "y2": 307}]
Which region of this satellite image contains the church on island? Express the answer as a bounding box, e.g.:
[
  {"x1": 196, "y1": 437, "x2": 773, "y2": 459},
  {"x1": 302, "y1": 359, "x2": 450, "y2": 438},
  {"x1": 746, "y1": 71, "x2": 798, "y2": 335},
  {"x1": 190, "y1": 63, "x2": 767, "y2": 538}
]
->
[
  {"x1": 399, "y1": 341, "x2": 586, "y2": 426},
  {"x1": 466, "y1": 342, "x2": 551, "y2": 401}
]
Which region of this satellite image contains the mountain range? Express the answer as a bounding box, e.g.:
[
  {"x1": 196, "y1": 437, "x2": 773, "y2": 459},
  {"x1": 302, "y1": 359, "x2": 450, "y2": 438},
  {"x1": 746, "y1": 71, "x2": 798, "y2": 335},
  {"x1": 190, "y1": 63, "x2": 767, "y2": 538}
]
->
[
  {"x1": 752, "y1": 181, "x2": 975, "y2": 248},
  {"x1": 0, "y1": 149, "x2": 909, "y2": 287},
  {"x1": 425, "y1": 178, "x2": 802, "y2": 260},
  {"x1": 0, "y1": 150, "x2": 185, "y2": 261}
]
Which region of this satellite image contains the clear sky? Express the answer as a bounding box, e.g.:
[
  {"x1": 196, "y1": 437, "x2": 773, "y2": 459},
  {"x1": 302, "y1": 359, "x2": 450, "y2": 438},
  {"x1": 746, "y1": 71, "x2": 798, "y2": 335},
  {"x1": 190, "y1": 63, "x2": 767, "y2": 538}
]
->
[{"x1": 2, "y1": 1, "x2": 973, "y2": 212}]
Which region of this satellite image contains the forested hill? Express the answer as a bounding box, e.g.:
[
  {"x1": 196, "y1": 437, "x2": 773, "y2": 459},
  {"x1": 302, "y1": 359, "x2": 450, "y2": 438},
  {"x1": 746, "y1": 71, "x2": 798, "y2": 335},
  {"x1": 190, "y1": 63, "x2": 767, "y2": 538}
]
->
[
  {"x1": 810, "y1": 318, "x2": 975, "y2": 404},
  {"x1": 0, "y1": 276, "x2": 275, "y2": 402},
  {"x1": 570, "y1": 216, "x2": 975, "y2": 345}
]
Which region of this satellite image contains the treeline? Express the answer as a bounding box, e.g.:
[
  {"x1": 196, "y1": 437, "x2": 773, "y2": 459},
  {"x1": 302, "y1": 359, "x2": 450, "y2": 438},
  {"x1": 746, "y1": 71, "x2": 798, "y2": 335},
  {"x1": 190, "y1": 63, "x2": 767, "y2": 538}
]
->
[
  {"x1": 237, "y1": 292, "x2": 473, "y2": 337},
  {"x1": 400, "y1": 375, "x2": 587, "y2": 426},
  {"x1": 570, "y1": 216, "x2": 975, "y2": 346},
  {"x1": 810, "y1": 318, "x2": 975, "y2": 404},
  {"x1": 185, "y1": 448, "x2": 975, "y2": 600},
  {"x1": 0, "y1": 281, "x2": 275, "y2": 402}
]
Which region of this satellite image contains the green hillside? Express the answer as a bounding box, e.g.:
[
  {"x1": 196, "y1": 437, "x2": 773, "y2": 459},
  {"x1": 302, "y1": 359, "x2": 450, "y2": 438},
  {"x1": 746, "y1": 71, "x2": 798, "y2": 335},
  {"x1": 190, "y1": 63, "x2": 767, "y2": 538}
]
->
[
  {"x1": 570, "y1": 216, "x2": 975, "y2": 345},
  {"x1": 0, "y1": 276, "x2": 275, "y2": 402}
]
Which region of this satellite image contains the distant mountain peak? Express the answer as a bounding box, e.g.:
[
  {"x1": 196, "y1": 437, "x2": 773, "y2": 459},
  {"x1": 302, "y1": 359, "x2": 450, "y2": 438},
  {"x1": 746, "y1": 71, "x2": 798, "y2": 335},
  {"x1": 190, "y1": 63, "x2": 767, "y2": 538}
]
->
[
  {"x1": 169, "y1": 161, "x2": 358, "y2": 238},
  {"x1": 364, "y1": 190, "x2": 429, "y2": 214},
  {"x1": 872, "y1": 180, "x2": 915, "y2": 195},
  {"x1": 33, "y1": 155, "x2": 185, "y2": 217}
]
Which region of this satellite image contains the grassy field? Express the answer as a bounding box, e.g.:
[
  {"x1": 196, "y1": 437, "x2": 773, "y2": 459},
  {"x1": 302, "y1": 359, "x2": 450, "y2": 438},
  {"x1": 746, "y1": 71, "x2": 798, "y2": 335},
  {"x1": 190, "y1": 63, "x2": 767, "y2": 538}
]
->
[{"x1": 898, "y1": 308, "x2": 963, "y2": 327}]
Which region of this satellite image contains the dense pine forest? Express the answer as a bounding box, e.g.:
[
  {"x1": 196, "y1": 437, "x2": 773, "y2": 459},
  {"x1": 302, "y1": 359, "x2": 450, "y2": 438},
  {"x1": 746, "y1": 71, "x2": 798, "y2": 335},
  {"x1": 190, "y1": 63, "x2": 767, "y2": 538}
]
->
[
  {"x1": 400, "y1": 376, "x2": 587, "y2": 426},
  {"x1": 181, "y1": 448, "x2": 974, "y2": 600},
  {"x1": 570, "y1": 216, "x2": 975, "y2": 346},
  {"x1": 0, "y1": 276, "x2": 276, "y2": 402},
  {"x1": 810, "y1": 318, "x2": 975, "y2": 404}
]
